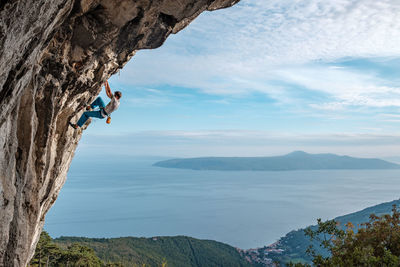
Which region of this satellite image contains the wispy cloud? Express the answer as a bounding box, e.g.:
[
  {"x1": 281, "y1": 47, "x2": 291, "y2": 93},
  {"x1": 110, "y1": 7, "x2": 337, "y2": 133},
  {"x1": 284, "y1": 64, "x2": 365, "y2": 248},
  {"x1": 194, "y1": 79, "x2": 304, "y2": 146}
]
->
[
  {"x1": 201, "y1": 0, "x2": 400, "y2": 64},
  {"x1": 116, "y1": 0, "x2": 400, "y2": 112},
  {"x1": 272, "y1": 65, "x2": 400, "y2": 109},
  {"x1": 99, "y1": 0, "x2": 400, "y2": 150}
]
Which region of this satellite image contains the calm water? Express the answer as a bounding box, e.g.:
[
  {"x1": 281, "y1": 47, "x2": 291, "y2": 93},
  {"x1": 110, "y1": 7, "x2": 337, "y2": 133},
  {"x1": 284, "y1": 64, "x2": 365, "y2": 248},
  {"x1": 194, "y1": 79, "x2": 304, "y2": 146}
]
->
[{"x1": 45, "y1": 156, "x2": 400, "y2": 249}]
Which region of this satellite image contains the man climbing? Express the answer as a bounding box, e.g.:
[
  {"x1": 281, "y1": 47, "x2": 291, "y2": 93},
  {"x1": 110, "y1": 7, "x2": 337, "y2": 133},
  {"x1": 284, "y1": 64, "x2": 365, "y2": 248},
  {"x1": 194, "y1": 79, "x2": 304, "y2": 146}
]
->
[{"x1": 69, "y1": 81, "x2": 122, "y2": 129}]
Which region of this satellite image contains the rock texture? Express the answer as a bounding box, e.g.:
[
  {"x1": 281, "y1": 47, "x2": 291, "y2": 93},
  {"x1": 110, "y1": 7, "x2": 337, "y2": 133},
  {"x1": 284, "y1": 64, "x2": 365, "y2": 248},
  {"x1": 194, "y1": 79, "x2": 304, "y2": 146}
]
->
[{"x1": 0, "y1": 1, "x2": 239, "y2": 266}]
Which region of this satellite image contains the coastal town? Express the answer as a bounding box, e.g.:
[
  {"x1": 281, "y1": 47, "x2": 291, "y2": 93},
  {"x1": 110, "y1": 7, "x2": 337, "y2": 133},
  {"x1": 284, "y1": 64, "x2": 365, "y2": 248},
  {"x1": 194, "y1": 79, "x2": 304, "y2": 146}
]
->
[{"x1": 239, "y1": 241, "x2": 285, "y2": 266}]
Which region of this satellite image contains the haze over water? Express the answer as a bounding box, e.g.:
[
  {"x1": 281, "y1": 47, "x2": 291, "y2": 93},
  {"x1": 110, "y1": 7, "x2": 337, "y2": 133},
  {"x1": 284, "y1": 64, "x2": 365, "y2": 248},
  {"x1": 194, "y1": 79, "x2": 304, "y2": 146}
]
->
[{"x1": 45, "y1": 156, "x2": 400, "y2": 249}]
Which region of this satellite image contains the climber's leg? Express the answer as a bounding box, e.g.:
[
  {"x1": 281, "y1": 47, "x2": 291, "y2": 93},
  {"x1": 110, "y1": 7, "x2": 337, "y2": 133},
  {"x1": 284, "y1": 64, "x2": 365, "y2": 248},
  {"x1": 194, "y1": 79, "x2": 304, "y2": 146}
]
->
[
  {"x1": 76, "y1": 110, "x2": 104, "y2": 127},
  {"x1": 90, "y1": 97, "x2": 105, "y2": 109}
]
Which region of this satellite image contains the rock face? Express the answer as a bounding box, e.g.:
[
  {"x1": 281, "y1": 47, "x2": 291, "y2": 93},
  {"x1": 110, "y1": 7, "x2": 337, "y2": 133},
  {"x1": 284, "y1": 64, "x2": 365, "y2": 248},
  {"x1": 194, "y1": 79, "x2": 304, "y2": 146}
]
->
[{"x1": 0, "y1": 1, "x2": 239, "y2": 266}]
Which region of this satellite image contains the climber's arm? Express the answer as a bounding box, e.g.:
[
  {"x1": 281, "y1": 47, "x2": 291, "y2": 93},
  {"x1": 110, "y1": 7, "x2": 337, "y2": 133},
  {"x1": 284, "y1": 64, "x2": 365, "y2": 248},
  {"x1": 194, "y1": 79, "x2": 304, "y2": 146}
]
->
[{"x1": 104, "y1": 81, "x2": 113, "y2": 99}]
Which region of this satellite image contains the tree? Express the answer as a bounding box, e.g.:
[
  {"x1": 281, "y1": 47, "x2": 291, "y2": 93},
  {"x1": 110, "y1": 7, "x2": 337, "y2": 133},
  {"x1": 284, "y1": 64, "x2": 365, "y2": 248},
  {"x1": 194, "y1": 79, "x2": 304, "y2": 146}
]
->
[
  {"x1": 58, "y1": 243, "x2": 103, "y2": 267},
  {"x1": 290, "y1": 205, "x2": 400, "y2": 267},
  {"x1": 30, "y1": 231, "x2": 62, "y2": 267},
  {"x1": 30, "y1": 231, "x2": 122, "y2": 267},
  {"x1": 104, "y1": 262, "x2": 124, "y2": 267}
]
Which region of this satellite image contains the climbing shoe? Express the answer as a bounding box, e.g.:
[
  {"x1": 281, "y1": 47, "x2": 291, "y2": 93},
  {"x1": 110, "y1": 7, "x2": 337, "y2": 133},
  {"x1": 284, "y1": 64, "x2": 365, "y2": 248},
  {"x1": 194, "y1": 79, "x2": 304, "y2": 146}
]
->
[
  {"x1": 86, "y1": 105, "x2": 92, "y2": 111},
  {"x1": 68, "y1": 122, "x2": 78, "y2": 129}
]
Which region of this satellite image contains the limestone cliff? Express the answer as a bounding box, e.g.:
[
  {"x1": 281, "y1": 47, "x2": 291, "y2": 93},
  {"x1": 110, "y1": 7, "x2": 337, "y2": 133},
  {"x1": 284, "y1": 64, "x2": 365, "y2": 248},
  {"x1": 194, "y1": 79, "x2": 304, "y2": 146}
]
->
[{"x1": 0, "y1": 1, "x2": 239, "y2": 266}]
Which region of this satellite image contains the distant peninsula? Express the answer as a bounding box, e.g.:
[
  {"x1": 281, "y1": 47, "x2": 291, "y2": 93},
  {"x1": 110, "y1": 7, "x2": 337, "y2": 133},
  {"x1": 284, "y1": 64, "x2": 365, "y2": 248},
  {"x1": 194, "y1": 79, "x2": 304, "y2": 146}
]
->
[{"x1": 153, "y1": 151, "x2": 400, "y2": 171}]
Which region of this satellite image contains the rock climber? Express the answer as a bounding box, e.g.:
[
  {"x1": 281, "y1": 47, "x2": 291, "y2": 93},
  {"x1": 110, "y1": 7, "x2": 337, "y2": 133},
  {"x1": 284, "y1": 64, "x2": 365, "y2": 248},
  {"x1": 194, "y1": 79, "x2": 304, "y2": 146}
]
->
[{"x1": 69, "y1": 81, "x2": 121, "y2": 129}]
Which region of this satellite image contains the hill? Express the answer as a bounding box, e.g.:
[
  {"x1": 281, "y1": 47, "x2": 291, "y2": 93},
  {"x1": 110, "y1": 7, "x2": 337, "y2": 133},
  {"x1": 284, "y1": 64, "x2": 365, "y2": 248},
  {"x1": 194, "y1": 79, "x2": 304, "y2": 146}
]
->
[
  {"x1": 54, "y1": 235, "x2": 252, "y2": 267},
  {"x1": 153, "y1": 151, "x2": 400, "y2": 171},
  {"x1": 243, "y1": 199, "x2": 400, "y2": 266}
]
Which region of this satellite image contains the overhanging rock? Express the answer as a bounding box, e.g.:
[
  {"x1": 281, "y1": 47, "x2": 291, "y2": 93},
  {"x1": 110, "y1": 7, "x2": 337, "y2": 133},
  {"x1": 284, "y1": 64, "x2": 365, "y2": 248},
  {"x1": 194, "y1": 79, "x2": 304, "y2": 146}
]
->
[{"x1": 0, "y1": 0, "x2": 239, "y2": 266}]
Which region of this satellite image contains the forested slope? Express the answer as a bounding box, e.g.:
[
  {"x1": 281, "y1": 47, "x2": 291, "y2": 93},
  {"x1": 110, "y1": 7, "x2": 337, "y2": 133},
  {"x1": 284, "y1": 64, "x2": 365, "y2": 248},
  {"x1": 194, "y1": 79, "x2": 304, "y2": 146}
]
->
[{"x1": 55, "y1": 236, "x2": 252, "y2": 267}]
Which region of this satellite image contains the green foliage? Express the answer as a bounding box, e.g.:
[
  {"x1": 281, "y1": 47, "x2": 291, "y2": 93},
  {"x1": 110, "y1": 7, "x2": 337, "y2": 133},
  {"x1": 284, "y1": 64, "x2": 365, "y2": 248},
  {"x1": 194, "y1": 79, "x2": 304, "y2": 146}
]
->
[
  {"x1": 291, "y1": 205, "x2": 400, "y2": 267},
  {"x1": 30, "y1": 231, "x2": 62, "y2": 267},
  {"x1": 29, "y1": 231, "x2": 120, "y2": 267},
  {"x1": 54, "y1": 236, "x2": 252, "y2": 267},
  {"x1": 103, "y1": 263, "x2": 124, "y2": 267},
  {"x1": 261, "y1": 199, "x2": 400, "y2": 266},
  {"x1": 58, "y1": 243, "x2": 103, "y2": 267}
]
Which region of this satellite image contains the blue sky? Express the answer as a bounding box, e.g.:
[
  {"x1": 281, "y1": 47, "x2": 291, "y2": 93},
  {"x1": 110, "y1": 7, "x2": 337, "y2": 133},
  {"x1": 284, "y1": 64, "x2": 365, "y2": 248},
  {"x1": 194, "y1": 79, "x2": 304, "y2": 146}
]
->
[{"x1": 78, "y1": 0, "x2": 400, "y2": 158}]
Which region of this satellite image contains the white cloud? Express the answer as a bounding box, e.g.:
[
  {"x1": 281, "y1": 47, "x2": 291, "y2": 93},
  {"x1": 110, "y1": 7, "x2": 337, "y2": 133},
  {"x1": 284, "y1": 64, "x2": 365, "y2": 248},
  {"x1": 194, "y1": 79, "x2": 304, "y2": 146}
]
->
[
  {"x1": 122, "y1": 53, "x2": 400, "y2": 110},
  {"x1": 140, "y1": 0, "x2": 400, "y2": 66},
  {"x1": 211, "y1": 0, "x2": 400, "y2": 64},
  {"x1": 272, "y1": 65, "x2": 400, "y2": 109},
  {"x1": 114, "y1": 0, "x2": 400, "y2": 111}
]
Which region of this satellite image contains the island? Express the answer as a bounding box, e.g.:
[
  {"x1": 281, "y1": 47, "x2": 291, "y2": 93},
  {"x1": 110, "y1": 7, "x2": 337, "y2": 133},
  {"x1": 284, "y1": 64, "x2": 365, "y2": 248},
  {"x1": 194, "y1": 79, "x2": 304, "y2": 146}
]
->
[{"x1": 153, "y1": 151, "x2": 400, "y2": 171}]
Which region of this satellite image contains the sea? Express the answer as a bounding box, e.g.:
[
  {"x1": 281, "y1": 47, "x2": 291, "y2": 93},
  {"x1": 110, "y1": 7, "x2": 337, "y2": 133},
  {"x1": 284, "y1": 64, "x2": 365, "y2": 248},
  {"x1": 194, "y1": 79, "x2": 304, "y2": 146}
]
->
[{"x1": 45, "y1": 156, "x2": 400, "y2": 249}]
